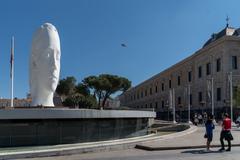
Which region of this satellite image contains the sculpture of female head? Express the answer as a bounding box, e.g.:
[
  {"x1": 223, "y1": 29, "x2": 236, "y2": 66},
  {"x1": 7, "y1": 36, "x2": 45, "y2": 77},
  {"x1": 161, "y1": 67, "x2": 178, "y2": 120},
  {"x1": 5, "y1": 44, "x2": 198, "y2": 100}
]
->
[{"x1": 30, "y1": 23, "x2": 61, "y2": 106}]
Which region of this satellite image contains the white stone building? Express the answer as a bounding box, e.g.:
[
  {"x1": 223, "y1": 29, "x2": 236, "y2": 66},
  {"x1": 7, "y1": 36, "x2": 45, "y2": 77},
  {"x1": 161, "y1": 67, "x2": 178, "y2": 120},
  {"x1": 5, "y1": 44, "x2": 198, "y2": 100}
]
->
[{"x1": 119, "y1": 25, "x2": 240, "y2": 120}]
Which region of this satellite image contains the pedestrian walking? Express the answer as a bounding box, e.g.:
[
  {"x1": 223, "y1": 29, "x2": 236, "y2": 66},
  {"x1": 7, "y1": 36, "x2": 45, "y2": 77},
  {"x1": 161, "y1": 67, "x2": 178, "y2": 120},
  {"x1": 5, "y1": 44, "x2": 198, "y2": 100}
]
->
[
  {"x1": 219, "y1": 113, "x2": 233, "y2": 152},
  {"x1": 203, "y1": 112, "x2": 208, "y2": 124},
  {"x1": 198, "y1": 114, "x2": 203, "y2": 124},
  {"x1": 194, "y1": 113, "x2": 199, "y2": 126},
  {"x1": 204, "y1": 114, "x2": 215, "y2": 151}
]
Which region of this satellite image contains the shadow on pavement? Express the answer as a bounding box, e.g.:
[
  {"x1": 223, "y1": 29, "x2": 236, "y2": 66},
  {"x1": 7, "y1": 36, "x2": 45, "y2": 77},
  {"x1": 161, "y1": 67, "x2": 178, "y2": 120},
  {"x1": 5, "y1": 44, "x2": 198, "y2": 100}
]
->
[{"x1": 181, "y1": 149, "x2": 221, "y2": 154}]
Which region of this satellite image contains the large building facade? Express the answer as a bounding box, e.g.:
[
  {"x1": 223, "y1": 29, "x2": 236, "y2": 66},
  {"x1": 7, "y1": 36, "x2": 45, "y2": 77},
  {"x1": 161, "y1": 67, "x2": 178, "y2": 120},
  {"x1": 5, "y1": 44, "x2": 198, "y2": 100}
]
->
[{"x1": 119, "y1": 25, "x2": 240, "y2": 120}]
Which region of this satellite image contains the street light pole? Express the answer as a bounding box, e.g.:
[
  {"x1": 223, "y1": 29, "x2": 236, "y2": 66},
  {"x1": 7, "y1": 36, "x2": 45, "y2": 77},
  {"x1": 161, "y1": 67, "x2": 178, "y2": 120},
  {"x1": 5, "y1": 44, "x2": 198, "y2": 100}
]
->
[
  {"x1": 211, "y1": 77, "x2": 214, "y2": 116},
  {"x1": 172, "y1": 88, "x2": 176, "y2": 123},
  {"x1": 188, "y1": 84, "x2": 192, "y2": 124},
  {"x1": 229, "y1": 72, "x2": 233, "y2": 122}
]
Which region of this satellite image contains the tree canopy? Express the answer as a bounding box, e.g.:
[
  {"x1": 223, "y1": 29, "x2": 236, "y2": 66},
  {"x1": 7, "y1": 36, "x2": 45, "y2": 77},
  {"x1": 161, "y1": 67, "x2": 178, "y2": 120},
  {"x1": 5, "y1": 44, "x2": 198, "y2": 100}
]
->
[
  {"x1": 56, "y1": 76, "x2": 77, "y2": 97},
  {"x1": 83, "y1": 74, "x2": 131, "y2": 108},
  {"x1": 56, "y1": 74, "x2": 131, "y2": 109}
]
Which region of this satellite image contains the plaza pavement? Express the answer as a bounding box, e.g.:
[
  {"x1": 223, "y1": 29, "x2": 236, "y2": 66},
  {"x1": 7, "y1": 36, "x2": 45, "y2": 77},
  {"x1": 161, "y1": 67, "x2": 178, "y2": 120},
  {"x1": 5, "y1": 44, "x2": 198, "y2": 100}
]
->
[
  {"x1": 136, "y1": 124, "x2": 240, "y2": 150},
  {"x1": 17, "y1": 125, "x2": 240, "y2": 160},
  {"x1": 18, "y1": 147, "x2": 240, "y2": 160},
  {"x1": 18, "y1": 144, "x2": 240, "y2": 160}
]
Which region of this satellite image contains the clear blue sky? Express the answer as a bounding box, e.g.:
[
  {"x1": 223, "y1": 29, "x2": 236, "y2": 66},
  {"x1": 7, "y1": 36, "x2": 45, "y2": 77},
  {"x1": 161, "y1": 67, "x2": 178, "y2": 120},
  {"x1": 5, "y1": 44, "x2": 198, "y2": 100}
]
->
[{"x1": 0, "y1": 0, "x2": 239, "y2": 98}]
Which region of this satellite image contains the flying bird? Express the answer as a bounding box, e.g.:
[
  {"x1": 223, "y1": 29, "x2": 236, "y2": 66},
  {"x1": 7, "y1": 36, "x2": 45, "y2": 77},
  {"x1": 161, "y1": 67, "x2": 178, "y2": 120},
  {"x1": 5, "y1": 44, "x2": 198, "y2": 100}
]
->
[{"x1": 121, "y1": 43, "x2": 127, "y2": 47}]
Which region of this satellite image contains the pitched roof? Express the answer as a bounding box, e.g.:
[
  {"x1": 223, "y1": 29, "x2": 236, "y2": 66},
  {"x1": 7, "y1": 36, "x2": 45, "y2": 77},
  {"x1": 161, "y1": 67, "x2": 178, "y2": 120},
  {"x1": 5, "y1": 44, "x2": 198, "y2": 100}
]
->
[
  {"x1": 233, "y1": 28, "x2": 240, "y2": 36},
  {"x1": 203, "y1": 26, "x2": 235, "y2": 48}
]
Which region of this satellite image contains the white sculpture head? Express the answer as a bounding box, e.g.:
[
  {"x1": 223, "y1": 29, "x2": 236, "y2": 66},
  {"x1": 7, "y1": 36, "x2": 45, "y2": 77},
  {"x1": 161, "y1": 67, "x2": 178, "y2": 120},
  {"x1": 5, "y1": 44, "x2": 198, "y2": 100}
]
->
[{"x1": 30, "y1": 23, "x2": 61, "y2": 106}]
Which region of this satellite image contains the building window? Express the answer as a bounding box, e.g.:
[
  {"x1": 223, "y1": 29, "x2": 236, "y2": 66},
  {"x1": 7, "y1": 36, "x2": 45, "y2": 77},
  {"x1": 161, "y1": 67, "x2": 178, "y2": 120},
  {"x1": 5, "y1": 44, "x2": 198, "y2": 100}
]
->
[
  {"x1": 217, "y1": 88, "x2": 221, "y2": 101},
  {"x1": 169, "y1": 80, "x2": 172, "y2": 89},
  {"x1": 145, "y1": 90, "x2": 147, "y2": 96},
  {"x1": 232, "y1": 56, "x2": 238, "y2": 69},
  {"x1": 141, "y1": 91, "x2": 143, "y2": 98},
  {"x1": 162, "y1": 83, "x2": 164, "y2": 91},
  {"x1": 188, "y1": 71, "x2": 192, "y2": 82},
  {"x1": 178, "y1": 97, "x2": 181, "y2": 105},
  {"x1": 206, "y1": 63, "x2": 211, "y2": 75},
  {"x1": 190, "y1": 94, "x2": 192, "y2": 105},
  {"x1": 233, "y1": 86, "x2": 239, "y2": 101},
  {"x1": 155, "y1": 85, "x2": 158, "y2": 93},
  {"x1": 134, "y1": 94, "x2": 136, "y2": 100},
  {"x1": 150, "y1": 88, "x2": 152, "y2": 95},
  {"x1": 150, "y1": 103, "x2": 152, "y2": 108},
  {"x1": 198, "y1": 92, "x2": 202, "y2": 103},
  {"x1": 178, "y1": 76, "x2": 181, "y2": 86},
  {"x1": 137, "y1": 93, "x2": 139, "y2": 99},
  {"x1": 198, "y1": 66, "x2": 202, "y2": 78},
  {"x1": 155, "y1": 102, "x2": 158, "y2": 109},
  {"x1": 216, "y1": 58, "x2": 221, "y2": 72},
  {"x1": 145, "y1": 104, "x2": 147, "y2": 108},
  {"x1": 161, "y1": 100, "x2": 164, "y2": 108}
]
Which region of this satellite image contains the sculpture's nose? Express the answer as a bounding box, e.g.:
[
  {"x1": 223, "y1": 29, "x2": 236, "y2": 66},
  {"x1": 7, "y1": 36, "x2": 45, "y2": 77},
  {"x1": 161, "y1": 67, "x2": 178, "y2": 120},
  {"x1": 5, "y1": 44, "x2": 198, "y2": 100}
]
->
[
  {"x1": 52, "y1": 54, "x2": 58, "y2": 70},
  {"x1": 49, "y1": 49, "x2": 59, "y2": 71}
]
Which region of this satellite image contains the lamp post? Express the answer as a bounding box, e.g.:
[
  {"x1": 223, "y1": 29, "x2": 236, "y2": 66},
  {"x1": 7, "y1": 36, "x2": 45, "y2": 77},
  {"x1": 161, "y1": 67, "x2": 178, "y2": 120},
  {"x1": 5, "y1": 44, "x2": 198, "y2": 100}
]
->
[
  {"x1": 178, "y1": 104, "x2": 183, "y2": 122},
  {"x1": 223, "y1": 99, "x2": 229, "y2": 113},
  {"x1": 200, "y1": 101, "x2": 205, "y2": 114},
  {"x1": 211, "y1": 77, "x2": 214, "y2": 116},
  {"x1": 165, "y1": 100, "x2": 169, "y2": 121},
  {"x1": 187, "y1": 84, "x2": 192, "y2": 124},
  {"x1": 229, "y1": 72, "x2": 233, "y2": 122},
  {"x1": 207, "y1": 77, "x2": 214, "y2": 116},
  {"x1": 169, "y1": 89, "x2": 176, "y2": 123},
  {"x1": 172, "y1": 88, "x2": 176, "y2": 123}
]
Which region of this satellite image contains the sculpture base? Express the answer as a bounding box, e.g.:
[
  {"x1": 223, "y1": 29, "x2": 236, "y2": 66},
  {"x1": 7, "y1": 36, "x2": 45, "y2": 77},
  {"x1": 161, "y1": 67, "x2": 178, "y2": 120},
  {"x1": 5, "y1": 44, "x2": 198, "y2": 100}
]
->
[{"x1": 0, "y1": 108, "x2": 155, "y2": 147}]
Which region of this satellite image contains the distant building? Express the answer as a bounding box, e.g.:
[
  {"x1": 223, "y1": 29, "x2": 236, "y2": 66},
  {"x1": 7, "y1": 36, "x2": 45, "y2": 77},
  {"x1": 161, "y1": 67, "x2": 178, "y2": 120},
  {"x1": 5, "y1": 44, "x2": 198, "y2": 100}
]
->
[
  {"x1": 0, "y1": 98, "x2": 31, "y2": 107},
  {"x1": 101, "y1": 97, "x2": 120, "y2": 108},
  {"x1": 0, "y1": 94, "x2": 63, "y2": 107},
  {"x1": 53, "y1": 95, "x2": 63, "y2": 106},
  {"x1": 119, "y1": 25, "x2": 240, "y2": 120}
]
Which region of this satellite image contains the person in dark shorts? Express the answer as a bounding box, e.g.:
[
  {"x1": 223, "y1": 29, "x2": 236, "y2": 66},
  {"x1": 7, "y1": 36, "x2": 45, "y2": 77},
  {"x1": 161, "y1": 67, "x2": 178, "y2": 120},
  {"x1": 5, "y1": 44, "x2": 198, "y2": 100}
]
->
[
  {"x1": 219, "y1": 113, "x2": 233, "y2": 152},
  {"x1": 205, "y1": 114, "x2": 215, "y2": 151}
]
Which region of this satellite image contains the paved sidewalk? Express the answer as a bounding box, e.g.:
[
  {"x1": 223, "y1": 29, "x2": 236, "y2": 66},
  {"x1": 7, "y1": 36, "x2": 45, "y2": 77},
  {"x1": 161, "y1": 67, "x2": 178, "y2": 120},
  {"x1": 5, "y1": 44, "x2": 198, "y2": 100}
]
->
[
  {"x1": 136, "y1": 125, "x2": 240, "y2": 150},
  {"x1": 18, "y1": 147, "x2": 240, "y2": 160}
]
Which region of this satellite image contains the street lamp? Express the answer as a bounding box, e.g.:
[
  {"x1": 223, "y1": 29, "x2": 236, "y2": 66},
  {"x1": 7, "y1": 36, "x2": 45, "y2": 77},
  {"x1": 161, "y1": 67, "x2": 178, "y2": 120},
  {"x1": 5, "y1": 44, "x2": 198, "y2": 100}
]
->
[
  {"x1": 229, "y1": 72, "x2": 233, "y2": 123},
  {"x1": 172, "y1": 88, "x2": 176, "y2": 124},
  {"x1": 200, "y1": 101, "x2": 205, "y2": 114},
  {"x1": 169, "y1": 89, "x2": 176, "y2": 124},
  {"x1": 207, "y1": 77, "x2": 214, "y2": 116},
  {"x1": 223, "y1": 99, "x2": 230, "y2": 113},
  {"x1": 165, "y1": 100, "x2": 170, "y2": 121},
  {"x1": 178, "y1": 104, "x2": 183, "y2": 122},
  {"x1": 187, "y1": 84, "x2": 192, "y2": 124}
]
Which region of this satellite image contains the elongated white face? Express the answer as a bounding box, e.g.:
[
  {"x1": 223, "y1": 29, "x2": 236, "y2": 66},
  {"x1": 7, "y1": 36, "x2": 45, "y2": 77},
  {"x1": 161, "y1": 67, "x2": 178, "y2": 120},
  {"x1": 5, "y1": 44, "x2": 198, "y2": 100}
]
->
[{"x1": 30, "y1": 23, "x2": 61, "y2": 106}]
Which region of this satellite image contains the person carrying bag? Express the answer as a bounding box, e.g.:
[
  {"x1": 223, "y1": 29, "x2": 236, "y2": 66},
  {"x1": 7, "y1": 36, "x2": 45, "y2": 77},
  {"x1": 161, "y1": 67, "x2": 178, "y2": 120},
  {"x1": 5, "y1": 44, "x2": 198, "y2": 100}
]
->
[{"x1": 219, "y1": 113, "x2": 233, "y2": 152}]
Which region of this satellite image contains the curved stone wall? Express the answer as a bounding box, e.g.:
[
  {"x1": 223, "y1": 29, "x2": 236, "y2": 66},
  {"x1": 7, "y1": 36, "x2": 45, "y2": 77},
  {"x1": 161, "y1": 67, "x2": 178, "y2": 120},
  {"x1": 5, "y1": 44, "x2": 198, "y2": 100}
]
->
[{"x1": 0, "y1": 109, "x2": 155, "y2": 147}]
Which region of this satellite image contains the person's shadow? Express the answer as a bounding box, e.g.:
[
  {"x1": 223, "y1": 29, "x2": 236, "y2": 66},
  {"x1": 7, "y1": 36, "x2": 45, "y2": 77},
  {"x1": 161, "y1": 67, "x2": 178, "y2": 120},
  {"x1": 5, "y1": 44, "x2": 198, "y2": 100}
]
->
[{"x1": 181, "y1": 149, "x2": 221, "y2": 154}]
